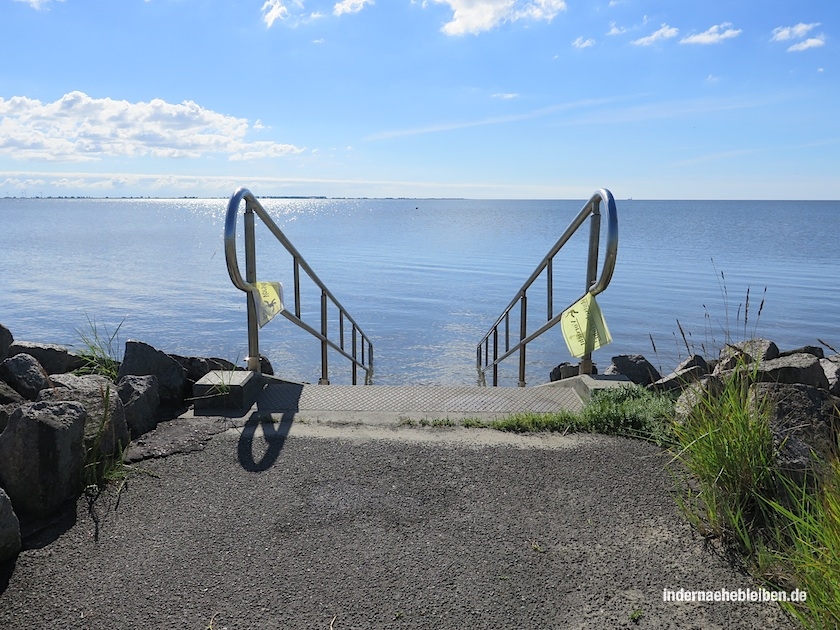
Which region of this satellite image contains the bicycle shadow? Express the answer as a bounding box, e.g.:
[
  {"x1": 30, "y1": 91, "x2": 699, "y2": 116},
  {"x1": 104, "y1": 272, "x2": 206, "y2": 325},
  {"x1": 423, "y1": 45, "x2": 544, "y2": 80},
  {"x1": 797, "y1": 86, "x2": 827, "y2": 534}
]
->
[{"x1": 236, "y1": 381, "x2": 302, "y2": 472}]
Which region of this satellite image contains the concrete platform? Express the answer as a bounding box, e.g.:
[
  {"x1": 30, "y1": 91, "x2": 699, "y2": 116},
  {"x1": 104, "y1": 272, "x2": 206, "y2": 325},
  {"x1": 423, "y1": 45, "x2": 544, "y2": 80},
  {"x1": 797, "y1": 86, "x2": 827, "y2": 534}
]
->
[{"x1": 240, "y1": 374, "x2": 632, "y2": 425}]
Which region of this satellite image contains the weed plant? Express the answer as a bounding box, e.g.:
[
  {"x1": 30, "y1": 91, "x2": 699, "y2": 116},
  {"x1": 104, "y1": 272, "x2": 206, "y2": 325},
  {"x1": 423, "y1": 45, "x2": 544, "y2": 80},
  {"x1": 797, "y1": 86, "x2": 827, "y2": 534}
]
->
[
  {"x1": 74, "y1": 314, "x2": 125, "y2": 381},
  {"x1": 757, "y1": 459, "x2": 840, "y2": 629},
  {"x1": 669, "y1": 360, "x2": 778, "y2": 553},
  {"x1": 80, "y1": 386, "x2": 128, "y2": 493}
]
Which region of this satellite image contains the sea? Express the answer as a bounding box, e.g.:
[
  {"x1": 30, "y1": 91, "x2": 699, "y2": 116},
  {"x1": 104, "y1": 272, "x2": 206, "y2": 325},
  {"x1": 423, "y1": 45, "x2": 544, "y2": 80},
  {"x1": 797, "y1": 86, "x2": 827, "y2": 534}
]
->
[{"x1": 1, "y1": 196, "x2": 838, "y2": 387}]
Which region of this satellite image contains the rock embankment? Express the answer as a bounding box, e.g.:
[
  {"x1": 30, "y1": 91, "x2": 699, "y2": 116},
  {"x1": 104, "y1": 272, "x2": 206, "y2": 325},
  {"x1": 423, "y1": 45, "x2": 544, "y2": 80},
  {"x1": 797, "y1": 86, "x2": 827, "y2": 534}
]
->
[
  {"x1": 0, "y1": 323, "x2": 259, "y2": 562},
  {"x1": 590, "y1": 339, "x2": 840, "y2": 487}
]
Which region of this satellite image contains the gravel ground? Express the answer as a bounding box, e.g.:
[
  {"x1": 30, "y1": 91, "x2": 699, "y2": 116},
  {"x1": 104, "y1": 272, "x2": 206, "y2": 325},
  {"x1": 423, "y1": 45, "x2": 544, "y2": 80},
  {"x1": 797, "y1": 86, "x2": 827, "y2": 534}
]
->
[{"x1": 0, "y1": 420, "x2": 797, "y2": 629}]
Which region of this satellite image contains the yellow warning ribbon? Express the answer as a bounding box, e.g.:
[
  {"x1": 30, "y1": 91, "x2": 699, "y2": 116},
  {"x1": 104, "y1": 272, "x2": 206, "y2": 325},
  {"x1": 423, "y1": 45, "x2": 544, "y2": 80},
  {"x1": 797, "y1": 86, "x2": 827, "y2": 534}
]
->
[
  {"x1": 251, "y1": 281, "x2": 284, "y2": 328},
  {"x1": 560, "y1": 293, "x2": 612, "y2": 358}
]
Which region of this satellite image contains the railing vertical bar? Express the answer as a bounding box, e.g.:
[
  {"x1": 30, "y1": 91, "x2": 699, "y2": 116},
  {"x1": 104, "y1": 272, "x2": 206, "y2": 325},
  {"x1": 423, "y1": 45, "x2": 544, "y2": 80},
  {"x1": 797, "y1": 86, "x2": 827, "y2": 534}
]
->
[
  {"x1": 492, "y1": 327, "x2": 499, "y2": 387},
  {"x1": 293, "y1": 257, "x2": 301, "y2": 319},
  {"x1": 505, "y1": 312, "x2": 510, "y2": 353},
  {"x1": 319, "y1": 290, "x2": 329, "y2": 384},
  {"x1": 351, "y1": 326, "x2": 358, "y2": 385},
  {"x1": 244, "y1": 206, "x2": 261, "y2": 372},
  {"x1": 518, "y1": 294, "x2": 527, "y2": 387},
  {"x1": 339, "y1": 312, "x2": 345, "y2": 351},
  {"x1": 547, "y1": 258, "x2": 553, "y2": 321}
]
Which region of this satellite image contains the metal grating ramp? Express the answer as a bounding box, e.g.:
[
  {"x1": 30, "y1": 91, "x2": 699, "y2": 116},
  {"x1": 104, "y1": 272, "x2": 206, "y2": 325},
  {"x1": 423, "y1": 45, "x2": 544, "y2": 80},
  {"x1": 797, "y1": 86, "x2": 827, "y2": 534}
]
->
[{"x1": 255, "y1": 383, "x2": 584, "y2": 424}]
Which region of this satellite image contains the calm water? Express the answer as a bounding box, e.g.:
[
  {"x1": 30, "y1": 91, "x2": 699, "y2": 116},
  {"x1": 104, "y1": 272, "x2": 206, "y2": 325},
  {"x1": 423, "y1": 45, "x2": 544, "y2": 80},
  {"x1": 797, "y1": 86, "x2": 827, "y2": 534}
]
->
[{"x1": 1, "y1": 197, "x2": 838, "y2": 386}]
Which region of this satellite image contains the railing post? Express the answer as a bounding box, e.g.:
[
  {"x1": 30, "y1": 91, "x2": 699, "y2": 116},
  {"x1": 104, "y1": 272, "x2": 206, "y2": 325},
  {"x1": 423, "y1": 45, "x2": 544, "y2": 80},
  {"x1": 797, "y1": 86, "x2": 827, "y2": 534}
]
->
[
  {"x1": 518, "y1": 294, "x2": 527, "y2": 387},
  {"x1": 492, "y1": 327, "x2": 499, "y2": 387},
  {"x1": 244, "y1": 205, "x2": 262, "y2": 373},
  {"x1": 580, "y1": 205, "x2": 602, "y2": 376},
  {"x1": 319, "y1": 290, "x2": 329, "y2": 384},
  {"x1": 352, "y1": 326, "x2": 358, "y2": 385}
]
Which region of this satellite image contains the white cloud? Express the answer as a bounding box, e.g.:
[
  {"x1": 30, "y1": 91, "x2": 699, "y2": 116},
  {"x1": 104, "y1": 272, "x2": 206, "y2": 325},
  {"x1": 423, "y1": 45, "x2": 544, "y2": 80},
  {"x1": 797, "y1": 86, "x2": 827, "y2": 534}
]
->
[
  {"x1": 772, "y1": 23, "x2": 820, "y2": 42},
  {"x1": 334, "y1": 0, "x2": 373, "y2": 16},
  {"x1": 13, "y1": 0, "x2": 62, "y2": 9},
  {"x1": 631, "y1": 24, "x2": 678, "y2": 46},
  {"x1": 431, "y1": 0, "x2": 567, "y2": 36},
  {"x1": 0, "y1": 92, "x2": 302, "y2": 162},
  {"x1": 572, "y1": 36, "x2": 595, "y2": 49},
  {"x1": 770, "y1": 23, "x2": 826, "y2": 52},
  {"x1": 492, "y1": 93, "x2": 519, "y2": 99},
  {"x1": 680, "y1": 22, "x2": 741, "y2": 45},
  {"x1": 787, "y1": 36, "x2": 826, "y2": 52},
  {"x1": 607, "y1": 22, "x2": 626, "y2": 36},
  {"x1": 261, "y1": 0, "x2": 291, "y2": 27}
]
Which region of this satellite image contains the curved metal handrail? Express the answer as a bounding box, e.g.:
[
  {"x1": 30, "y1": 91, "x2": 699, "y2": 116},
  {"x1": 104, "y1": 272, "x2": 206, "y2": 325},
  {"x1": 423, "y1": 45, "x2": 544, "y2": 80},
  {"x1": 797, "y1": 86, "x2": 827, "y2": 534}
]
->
[
  {"x1": 476, "y1": 189, "x2": 618, "y2": 386},
  {"x1": 225, "y1": 188, "x2": 374, "y2": 384}
]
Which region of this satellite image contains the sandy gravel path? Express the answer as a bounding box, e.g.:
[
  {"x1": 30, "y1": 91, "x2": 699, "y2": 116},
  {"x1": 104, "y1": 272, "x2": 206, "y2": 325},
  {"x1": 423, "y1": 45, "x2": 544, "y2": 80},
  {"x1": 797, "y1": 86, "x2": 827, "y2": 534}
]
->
[{"x1": 0, "y1": 419, "x2": 797, "y2": 629}]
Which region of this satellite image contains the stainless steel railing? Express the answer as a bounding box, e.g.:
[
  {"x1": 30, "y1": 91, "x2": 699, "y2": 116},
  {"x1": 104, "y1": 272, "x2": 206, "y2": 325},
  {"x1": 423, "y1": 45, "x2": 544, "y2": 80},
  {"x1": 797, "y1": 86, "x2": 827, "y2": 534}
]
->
[
  {"x1": 224, "y1": 188, "x2": 373, "y2": 385},
  {"x1": 476, "y1": 189, "x2": 618, "y2": 386}
]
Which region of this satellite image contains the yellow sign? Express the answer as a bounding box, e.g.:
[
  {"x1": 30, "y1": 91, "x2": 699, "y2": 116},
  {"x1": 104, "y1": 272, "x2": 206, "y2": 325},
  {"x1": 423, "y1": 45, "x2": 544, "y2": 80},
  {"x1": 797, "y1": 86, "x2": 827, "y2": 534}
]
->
[
  {"x1": 560, "y1": 293, "x2": 612, "y2": 358},
  {"x1": 251, "y1": 281, "x2": 284, "y2": 328}
]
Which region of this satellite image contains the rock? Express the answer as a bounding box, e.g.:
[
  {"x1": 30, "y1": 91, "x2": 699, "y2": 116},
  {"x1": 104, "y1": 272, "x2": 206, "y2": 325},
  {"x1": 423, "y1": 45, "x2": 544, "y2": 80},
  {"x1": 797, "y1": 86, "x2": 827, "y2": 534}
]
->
[
  {"x1": 821, "y1": 355, "x2": 840, "y2": 396},
  {"x1": 753, "y1": 353, "x2": 830, "y2": 390},
  {"x1": 675, "y1": 354, "x2": 708, "y2": 374},
  {"x1": 0, "y1": 488, "x2": 21, "y2": 563},
  {"x1": 549, "y1": 362, "x2": 596, "y2": 382},
  {"x1": 117, "y1": 341, "x2": 188, "y2": 407},
  {"x1": 0, "y1": 325, "x2": 12, "y2": 362},
  {"x1": 171, "y1": 355, "x2": 238, "y2": 385},
  {"x1": 674, "y1": 376, "x2": 724, "y2": 421},
  {"x1": 260, "y1": 355, "x2": 274, "y2": 376},
  {"x1": 605, "y1": 355, "x2": 661, "y2": 387},
  {"x1": 0, "y1": 381, "x2": 24, "y2": 405},
  {"x1": 0, "y1": 353, "x2": 49, "y2": 401},
  {"x1": 117, "y1": 375, "x2": 160, "y2": 439},
  {"x1": 650, "y1": 365, "x2": 706, "y2": 393},
  {"x1": 779, "y1": 345, "x2": 824, "y2": 360},
  {"x1": 7, "y1": 341, "x2": 72, "y2": 374},
  {"x1": 716, "y1": 338, "x2": 779, "y2": 372},
  {"x1": 0, "y1": 401, "x2": 86, "y2": 518},
  {"x1": 751, "y1": 383, "x2": 840, "y2": 486},
  {"x1": 39, "y1": 374, "x2": 129, "y2": 457}
]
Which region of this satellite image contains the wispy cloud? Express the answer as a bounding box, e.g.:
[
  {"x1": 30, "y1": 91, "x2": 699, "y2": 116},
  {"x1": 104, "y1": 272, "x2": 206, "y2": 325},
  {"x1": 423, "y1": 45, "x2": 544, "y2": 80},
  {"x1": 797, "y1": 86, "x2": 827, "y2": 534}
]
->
[
  {"x1": 334, "y1": 0, "x2": 373, "y2": 16},
  {"x1": 0, "y1": 92, "x2": 302, "y2": 162},
  {"x1": 572, "y1": 36, "x2": 595, "y2": 49},
  {"x1": 366, "y1": 97, "x2": 617, "y2": 140},
  {"x1": 430, "y1": 0, "x2": 567, "y2": 36},
  {"x1": 772, "y1": 23, "x2": 820, "y2": 42},
  {"x1": 606, "y1": 22, "x2": 626, "y2": 36},
  {"x1": 492, "y1": 93, "x2": 520, "y2": 99},
  {"x1": 631, "y1": 24, "x2": 678, "y2": 46},
  {"x1": 261, "y1": 0, "x2": 292, "y2": 27},
  {"x1": 12, "y1": 0, "x2": 62, "y2": 9},
  {"x1": 680, "y1": 22, "x2": 741, "y2": 45},
  {"x1": 787, "y1": 36, "x2": 825, "y2": 52},
  {"x1": 771, "y1": 23, "x2": 826, "y2": 52}
]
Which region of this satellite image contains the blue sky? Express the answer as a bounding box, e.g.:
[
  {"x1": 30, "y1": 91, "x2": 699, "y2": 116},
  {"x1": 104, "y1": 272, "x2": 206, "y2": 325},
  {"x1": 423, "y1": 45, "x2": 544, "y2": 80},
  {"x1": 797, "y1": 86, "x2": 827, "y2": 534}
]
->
[{"x1": 0, "y1": 0, "x2": 836, "y2": 199}]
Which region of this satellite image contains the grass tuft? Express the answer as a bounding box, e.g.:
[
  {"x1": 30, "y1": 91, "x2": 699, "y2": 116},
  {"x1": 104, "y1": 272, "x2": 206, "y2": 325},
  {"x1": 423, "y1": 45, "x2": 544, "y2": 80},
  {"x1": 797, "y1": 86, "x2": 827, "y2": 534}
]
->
[{"x1": 74, "y1": 314, "x2": 125, "y2": 381}]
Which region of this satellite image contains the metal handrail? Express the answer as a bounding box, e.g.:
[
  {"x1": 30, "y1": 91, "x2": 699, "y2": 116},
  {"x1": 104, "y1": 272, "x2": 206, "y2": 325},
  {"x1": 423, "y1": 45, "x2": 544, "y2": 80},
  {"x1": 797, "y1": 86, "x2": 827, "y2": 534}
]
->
[
  {"x1": 476, "y1": 189, "x2": 618, "y2": 387},
  {"x1": 224, "y1": 188, "x2": 373, "y2": 385}
]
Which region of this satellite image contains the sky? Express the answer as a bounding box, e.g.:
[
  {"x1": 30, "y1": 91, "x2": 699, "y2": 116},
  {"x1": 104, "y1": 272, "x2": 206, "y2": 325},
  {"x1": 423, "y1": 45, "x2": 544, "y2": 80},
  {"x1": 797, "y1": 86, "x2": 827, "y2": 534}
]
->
[{"x1": 0, "y1": 0, "x2": 836, "y2": 199}]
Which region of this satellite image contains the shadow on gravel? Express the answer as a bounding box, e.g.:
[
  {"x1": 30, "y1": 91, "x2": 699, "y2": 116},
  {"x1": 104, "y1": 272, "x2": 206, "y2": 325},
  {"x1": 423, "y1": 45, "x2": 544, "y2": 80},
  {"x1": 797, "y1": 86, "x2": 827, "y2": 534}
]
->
[{"x1": 236, "y1": 413, "x2": 294, "y2": 472}]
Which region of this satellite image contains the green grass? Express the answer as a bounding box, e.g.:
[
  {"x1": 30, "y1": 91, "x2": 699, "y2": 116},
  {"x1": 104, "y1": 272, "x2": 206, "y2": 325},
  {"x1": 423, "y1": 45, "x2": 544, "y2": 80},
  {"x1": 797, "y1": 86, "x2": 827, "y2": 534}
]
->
[
  {"x1": 757, "y1": 460, "x2": 840, "y2": 628},
  {"x1": 668, "y1": 362, "x2": 778, "y2": 551},
  {"x1": 73, "y1": 314, "x2": 124, "y2": 381},
  {"x1": 81, "y1": 385, "x2": 129, "y2": 493},
  {"x1": 668, "y1": 358, "x2": 840, "y2": 628},
  {"x1": 462, "y1": 385, "x2": 675, "y2": 444}
]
